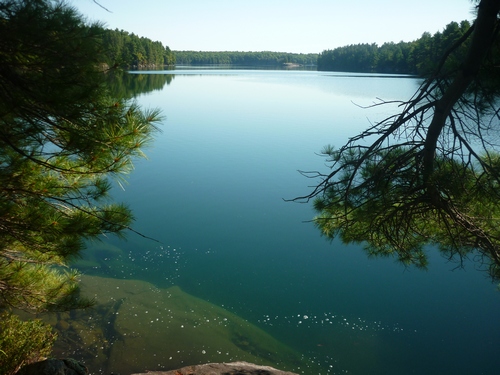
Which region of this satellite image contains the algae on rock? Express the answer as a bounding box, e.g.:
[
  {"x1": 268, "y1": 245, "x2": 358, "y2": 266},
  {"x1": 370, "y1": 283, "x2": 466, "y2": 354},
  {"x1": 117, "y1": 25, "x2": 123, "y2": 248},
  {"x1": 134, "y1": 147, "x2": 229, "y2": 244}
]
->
[{"x1": 50, "y1": 276, "x2": 308, "y2": 374}]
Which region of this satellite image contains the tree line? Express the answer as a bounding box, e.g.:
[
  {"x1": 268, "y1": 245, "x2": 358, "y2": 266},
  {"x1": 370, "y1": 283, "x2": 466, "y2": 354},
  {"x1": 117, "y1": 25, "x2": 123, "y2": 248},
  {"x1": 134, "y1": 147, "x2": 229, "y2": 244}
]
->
[
  {"x1": 97, "y1": 19, "x2": 478, "y2": 76},
  {"x1": 98, "y1": 20, "x2": 475, "y2": 75},
  {"x1": 173, "y1": 50, "x2": 318, "y2": 66},
  {"x1": 318, "y1": 20, "x2": 472, "y2": 75},
  {"x1": 97, "y1": 32, "x2": 319, "y2": 68}
]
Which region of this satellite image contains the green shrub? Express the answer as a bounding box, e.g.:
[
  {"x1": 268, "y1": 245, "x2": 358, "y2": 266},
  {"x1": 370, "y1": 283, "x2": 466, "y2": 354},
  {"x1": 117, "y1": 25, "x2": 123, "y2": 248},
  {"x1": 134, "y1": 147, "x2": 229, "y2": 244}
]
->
[{"x1": 0, "y1": 312, "x2": 57, "y2": 375}]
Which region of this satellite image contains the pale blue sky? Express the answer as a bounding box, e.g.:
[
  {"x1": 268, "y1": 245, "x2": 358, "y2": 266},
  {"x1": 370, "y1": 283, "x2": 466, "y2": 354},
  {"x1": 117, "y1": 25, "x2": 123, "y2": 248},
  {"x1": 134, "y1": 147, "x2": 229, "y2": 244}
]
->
[{"x1": 71, "y1": 0, "x2": 475, "y2": 53}]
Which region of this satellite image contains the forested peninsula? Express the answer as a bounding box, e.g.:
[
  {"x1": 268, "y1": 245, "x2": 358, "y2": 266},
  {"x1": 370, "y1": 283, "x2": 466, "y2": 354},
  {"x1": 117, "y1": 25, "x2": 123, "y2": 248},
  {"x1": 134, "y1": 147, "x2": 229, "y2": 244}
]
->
[{"x1": 100, "y1": 28, "x2": 175, "y2": 68}]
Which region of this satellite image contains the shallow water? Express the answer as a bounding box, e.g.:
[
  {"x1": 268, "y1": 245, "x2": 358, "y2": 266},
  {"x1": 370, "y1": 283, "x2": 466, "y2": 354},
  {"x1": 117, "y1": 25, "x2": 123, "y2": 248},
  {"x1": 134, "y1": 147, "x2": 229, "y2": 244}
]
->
[{"x1": 67, "y1": 69, "x2": 500, "y2": 375}]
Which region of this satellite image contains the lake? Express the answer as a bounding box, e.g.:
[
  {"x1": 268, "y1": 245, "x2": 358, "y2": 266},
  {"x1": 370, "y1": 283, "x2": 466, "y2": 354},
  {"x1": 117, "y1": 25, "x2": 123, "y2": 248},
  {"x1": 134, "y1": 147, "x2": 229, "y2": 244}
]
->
[{"x1": 58, "y1": 69, "x2": 500, "y2": 375}]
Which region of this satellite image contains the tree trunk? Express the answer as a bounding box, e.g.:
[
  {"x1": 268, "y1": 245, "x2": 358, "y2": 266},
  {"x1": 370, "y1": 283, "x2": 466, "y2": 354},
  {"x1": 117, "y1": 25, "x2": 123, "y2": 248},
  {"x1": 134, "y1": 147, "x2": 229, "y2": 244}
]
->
[{"x1": 422, "y1": 0, "x2": 500, "y2": 183}]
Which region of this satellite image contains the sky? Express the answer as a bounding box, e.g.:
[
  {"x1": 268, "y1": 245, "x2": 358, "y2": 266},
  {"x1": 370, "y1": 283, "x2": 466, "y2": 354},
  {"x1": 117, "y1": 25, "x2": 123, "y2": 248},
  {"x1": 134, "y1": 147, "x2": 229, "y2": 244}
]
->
[{"x1": 70, "y1": 0, "x2": 476, "y2": 54}]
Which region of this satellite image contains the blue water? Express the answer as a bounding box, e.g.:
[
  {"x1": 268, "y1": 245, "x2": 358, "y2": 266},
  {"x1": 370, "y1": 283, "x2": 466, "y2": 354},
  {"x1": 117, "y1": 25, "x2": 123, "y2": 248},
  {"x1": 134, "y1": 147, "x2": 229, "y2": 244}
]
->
[{"x1": 82, "y1": 70, "x2": 500, "y2": 374}]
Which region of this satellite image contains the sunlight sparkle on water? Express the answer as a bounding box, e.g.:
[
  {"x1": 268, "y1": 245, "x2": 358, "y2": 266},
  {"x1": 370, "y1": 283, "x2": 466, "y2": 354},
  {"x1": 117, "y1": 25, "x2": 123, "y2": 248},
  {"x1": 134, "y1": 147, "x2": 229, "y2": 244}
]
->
[{"x1": 258, "y1": 312, "x2": 414, "y2": 333}]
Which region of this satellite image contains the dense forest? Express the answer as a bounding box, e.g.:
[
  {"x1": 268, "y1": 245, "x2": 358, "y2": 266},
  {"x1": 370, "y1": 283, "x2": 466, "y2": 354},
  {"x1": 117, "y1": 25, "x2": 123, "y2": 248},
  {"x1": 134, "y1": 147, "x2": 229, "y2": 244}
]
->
[
  {"x1": 100, "y1": 28, "x2": 176, "y2": 68},
  {"x1": 173, "y1": 51, "x2": 318, "y2": 67},
  {"x1": 97, "y1": 31, "x2": 318, "y2": 69},
  {"x1": 98, "y1": 20, "x2": 475, "y2": 75},
  {"x1": 318, "y1": 20, "x2": 472, "y2": 75}
]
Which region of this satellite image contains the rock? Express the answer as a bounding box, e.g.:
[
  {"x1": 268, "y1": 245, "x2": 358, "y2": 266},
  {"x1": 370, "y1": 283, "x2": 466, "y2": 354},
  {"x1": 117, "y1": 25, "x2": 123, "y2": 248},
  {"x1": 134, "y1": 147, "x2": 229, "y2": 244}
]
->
[
  {"x1": 56, "y1": 319, "x2": 70, "y2": 331},
  {"x1": 131, "y1": 361, "x2": 299, "y2": 375},
  {"x1": 75, "y1": 276, "x2": 306, "y2": 374},
  {"x1": 16, "y1": 358, "x2": 88, "y2": 375}
]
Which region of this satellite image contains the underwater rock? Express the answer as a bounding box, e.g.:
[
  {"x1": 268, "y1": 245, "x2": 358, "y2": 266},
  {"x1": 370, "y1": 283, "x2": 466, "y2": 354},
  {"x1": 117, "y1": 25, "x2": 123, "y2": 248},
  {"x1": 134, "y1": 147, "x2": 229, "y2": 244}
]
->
[
  {"x1": 56, "y1": 319, "x2": 70, "y2": 331},
  {"x1": 131, "y1": 361, "x2": 298, "y2": 374},
  {"x1": 72, "y1": 276, "x2": 306, "y2": 374},
  {"x1": 72, "y1": 242, "x2": 125, "y2": 275},
  {"x1": 17, "y1": 358, "x2": 88, "y2": 375}
]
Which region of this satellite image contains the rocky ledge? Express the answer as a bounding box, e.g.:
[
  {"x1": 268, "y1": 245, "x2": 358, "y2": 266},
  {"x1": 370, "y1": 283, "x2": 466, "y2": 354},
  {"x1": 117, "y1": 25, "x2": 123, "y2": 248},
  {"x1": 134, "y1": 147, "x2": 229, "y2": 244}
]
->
[
  {"x1": 17, "y1": 359, "x2": 298, "y2": 375},
  {"x1": 132, "y1": 361, "x2": 299, "y2": 375}
]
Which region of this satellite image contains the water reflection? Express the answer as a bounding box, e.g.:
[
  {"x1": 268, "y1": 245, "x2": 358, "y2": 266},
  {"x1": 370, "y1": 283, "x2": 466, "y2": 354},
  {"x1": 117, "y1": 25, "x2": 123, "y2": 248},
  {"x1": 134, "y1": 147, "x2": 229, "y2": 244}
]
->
[{"x1": 106, "y1": 70, "x2": 174, "y2": 99}]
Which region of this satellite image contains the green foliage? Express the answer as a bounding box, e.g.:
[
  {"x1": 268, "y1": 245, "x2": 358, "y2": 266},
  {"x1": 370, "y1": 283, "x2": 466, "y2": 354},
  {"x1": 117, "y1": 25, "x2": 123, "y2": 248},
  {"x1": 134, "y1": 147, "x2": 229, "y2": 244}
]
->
[
  {"x1": 173, "y1": 50, "x2": 318, "y2": 66},
  {"x1": 0, "y1": 312, "x2": 57, "y2": 375},
  {"x1": 0, "y1": 261, "x2": 94, "y2": 312},
  {"x1": 100, "y1": 28, "x2": 175, "y2": 68},
  {"x1": 318, "y1": 20, "x2": 472, "y2": 75},
  {"x1": 0, "y1": 0, "x2": 161, "y2": 313},
  {"x1": 313, "y1": 147, "x2": 500, "y2": 276}
]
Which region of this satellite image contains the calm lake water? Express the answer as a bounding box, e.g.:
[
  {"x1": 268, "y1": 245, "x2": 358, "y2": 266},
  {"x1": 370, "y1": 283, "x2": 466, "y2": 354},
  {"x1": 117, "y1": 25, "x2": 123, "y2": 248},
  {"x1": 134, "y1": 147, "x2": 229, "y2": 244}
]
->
[{"x1": 70, "y1": 69, "x2": 500, "y2": 375}]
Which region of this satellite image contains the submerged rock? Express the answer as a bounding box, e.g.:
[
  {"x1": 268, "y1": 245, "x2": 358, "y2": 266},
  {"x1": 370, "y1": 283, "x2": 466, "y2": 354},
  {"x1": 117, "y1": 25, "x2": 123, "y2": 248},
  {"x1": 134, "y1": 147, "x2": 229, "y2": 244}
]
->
[
  {"x1": 131, "y1": 361, "x2": 298, "y2": 375},
  {"x1": 49, "y1": 276, "x2": 308, "y2": 374}
]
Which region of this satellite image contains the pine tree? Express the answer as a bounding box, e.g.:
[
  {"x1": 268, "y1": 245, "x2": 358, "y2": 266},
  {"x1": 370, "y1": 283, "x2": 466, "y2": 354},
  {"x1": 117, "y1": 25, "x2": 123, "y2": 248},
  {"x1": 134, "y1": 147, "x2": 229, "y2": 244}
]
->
[
  {"x1": 297, "y1": 0, "x2": 500, "y2": 281},
  {"x1": 0, "y1": 0, "x2": 161, "y2": 315}
]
